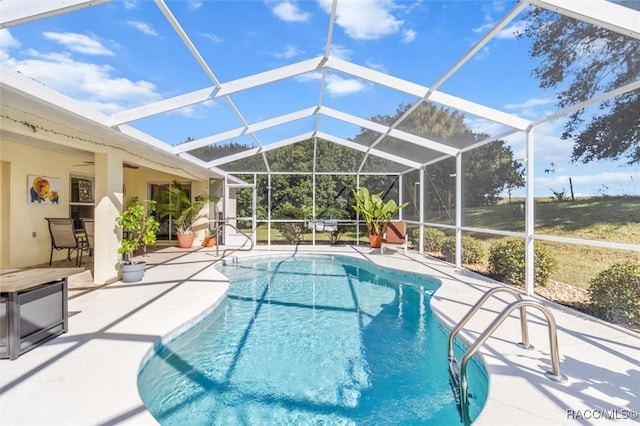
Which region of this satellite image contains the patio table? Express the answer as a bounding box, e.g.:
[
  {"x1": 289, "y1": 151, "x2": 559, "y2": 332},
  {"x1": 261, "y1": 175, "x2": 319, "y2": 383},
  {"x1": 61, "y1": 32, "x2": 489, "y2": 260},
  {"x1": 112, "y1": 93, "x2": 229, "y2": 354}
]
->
[{"x1": 0, "y1": 268, "x2": 81, "y2": 360}]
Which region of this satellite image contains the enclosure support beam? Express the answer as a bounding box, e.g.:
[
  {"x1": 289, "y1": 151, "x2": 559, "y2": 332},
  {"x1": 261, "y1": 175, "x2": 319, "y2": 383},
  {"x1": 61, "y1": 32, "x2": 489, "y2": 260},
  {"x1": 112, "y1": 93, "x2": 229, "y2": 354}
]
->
[
  {"x1": 267, "y1": 174, "x2": 272, "y2": 248},
  {"x1": 455, "y1": 153, "x2": 463, "y2": 268},
  {"x1": 419, "y1": 167, "x2": 425, "y2": 254},
  {"x1": 356, "y1": 175, "x2": 361, "y2": 246},
  {"x1": 312, "y1": 138, "x2": 318, "y2": 246},
  {"x1": 525, "y1": 128, "x2": 535, "y2": 296},
  {"x1": 224, "y1": 177, "x2": 229, "y2": 247},
  {"x1": 252, "y1": 174, "x2": 257, "y2": 244},
  {"x1": 399, "y1": 174, "x2": 404, "y2": 221}
]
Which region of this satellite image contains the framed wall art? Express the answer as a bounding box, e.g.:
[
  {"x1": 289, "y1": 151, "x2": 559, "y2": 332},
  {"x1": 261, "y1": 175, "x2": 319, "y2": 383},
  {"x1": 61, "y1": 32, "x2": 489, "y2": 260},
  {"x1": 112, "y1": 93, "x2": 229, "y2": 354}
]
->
[{"x1": 28, "y1": 175, "x2": 61, "y2": 205}]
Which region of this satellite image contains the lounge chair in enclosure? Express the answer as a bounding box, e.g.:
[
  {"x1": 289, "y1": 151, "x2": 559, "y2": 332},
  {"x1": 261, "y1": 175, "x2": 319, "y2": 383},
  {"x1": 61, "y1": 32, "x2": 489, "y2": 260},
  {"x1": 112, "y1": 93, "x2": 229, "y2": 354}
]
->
[
  {"x1": 381, "y1": 221, "x2": 408, "y2": 255},
  {"x1": 81, "y1": 218, "x2": 94, "y2": 257},
  {"x1": 46, "y1": 217, "x2": 85, "y2": 267}
]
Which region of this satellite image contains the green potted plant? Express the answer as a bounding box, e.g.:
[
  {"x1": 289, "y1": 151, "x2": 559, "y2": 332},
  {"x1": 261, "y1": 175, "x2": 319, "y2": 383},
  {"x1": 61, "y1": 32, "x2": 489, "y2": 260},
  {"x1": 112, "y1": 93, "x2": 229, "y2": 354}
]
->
[
  {"x1": 156, "y1": 180, "x2": 219, "y2": 248},
  {"x1": 351, "y1": 187, "x2": 407, "y2": 248},
  {"x1": 116, "y1": 196, "x2": 159, "y2": 282}
]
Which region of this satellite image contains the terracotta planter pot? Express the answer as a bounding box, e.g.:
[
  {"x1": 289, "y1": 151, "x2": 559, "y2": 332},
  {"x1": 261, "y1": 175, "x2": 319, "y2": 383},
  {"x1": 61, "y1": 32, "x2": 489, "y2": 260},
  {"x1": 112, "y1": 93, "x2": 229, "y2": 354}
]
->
[
  {"x1": 203, "y1": 236, "x2": 216, "y2": 247},
  {"x1": 177, "y1": 233, "x2": 195, "y2": 248},
  {"x1": 368, "y1": 234, "x2": 383, "y2": 248}
]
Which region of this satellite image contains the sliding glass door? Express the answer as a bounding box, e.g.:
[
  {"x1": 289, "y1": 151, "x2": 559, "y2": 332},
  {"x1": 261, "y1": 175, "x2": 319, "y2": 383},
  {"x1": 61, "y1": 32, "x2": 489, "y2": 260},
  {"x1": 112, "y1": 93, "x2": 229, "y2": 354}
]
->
[{"x1": 148, "y1": 182, "x2": 192, "y2": 241}]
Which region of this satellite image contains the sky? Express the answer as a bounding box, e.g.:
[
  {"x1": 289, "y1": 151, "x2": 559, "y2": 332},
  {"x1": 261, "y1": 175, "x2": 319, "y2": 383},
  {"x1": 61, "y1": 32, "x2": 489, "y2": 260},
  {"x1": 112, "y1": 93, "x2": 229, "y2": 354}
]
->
[{"x1": 1, "y1": 0, "x2": 638, "y2": 197}]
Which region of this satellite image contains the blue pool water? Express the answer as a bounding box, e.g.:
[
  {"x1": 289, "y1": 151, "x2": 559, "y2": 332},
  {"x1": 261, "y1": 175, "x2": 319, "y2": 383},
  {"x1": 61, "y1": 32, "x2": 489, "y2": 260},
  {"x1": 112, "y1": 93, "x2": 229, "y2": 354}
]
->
[{"x1": 138, "y1": 255, "x2": 488, "y2": 425}]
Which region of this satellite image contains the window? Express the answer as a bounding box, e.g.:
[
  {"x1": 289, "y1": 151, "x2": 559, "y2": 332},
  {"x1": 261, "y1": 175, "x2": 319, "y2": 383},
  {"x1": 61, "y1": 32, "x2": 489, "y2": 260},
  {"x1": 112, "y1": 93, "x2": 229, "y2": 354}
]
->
[{"x1": 70, "y1": 175, "x2": 94, "y2": 230}]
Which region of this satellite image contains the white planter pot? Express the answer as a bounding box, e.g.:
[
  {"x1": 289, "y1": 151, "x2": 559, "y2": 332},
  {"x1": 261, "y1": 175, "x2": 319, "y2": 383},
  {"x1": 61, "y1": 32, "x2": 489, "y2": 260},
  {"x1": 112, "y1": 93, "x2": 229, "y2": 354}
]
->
[{"x1": 121, "y1": 261, "x2": 146, "y2": 283}]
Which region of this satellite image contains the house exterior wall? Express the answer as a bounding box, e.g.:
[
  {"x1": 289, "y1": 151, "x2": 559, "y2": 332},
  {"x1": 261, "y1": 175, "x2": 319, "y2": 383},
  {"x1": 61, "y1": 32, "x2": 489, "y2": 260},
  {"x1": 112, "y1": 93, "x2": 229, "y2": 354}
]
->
[
  {"x1": 122, "y1": 167, "x2": 211, "y2": 245},
  {"x1": 0, "y1": 139, "x2": 212, "y2": 280},
  {"x1": 0, "y1": 140, "x2": 92, "y2": 268}
]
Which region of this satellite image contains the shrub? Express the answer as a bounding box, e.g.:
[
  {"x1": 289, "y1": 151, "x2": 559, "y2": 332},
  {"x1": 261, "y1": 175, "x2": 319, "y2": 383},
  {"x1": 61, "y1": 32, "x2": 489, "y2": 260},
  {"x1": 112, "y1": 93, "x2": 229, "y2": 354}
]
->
[
  {"x1": 488, "y1": 238, "x2": 557, "y2": 287},
  {"x1": 441, "y1": 236, "x2": 485, "y2": 264},
  {"x1": 588, "y1": 261, "x2": 640, "y2": 328},
  {"x1": 410, "y1": 227, "x2": 447, "y2": 253},
  {"x1": 272, "y1": 205, "x2": 305, "y2": 244},
  {"x1": 425, "y1": 227, "x2": 447, "y2": 253},
  {"x1": 410, "y1": 229, "x2": 420, "y2": 248}
]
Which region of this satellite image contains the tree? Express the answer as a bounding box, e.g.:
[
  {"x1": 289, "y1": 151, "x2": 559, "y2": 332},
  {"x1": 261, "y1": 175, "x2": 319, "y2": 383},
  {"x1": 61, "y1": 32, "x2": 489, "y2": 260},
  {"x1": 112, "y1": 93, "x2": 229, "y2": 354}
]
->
[
  {"x1": 519, "y1": 2, "x2": 640, "y2": 164},
  {"x1": 352, "y1": 103, "x2": 524, "y2": 210},
  {"x1": 181, "y1": 102, "x2": 524, "y2": 221},
  {"x1": 462, "y1": 138, "x2": 525, "y2": 206}
]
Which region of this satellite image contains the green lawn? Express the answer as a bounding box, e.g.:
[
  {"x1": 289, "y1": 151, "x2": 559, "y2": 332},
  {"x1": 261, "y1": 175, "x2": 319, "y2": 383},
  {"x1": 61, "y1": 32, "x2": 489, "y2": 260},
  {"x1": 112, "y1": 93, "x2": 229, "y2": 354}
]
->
[
  {"x1": 249, "y1": 196, "x2": 639, "y2": 289},
  {"x1": 458, "y1": 196, "x2": 640, "y2": 288}
]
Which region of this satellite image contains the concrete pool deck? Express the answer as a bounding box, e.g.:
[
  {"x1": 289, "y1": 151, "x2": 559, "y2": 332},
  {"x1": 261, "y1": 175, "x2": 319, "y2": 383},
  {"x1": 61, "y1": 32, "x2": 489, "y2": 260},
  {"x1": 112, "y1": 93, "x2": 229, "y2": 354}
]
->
[{"x1": 1, "y1": 246, "x2": 638, "y2": 425}]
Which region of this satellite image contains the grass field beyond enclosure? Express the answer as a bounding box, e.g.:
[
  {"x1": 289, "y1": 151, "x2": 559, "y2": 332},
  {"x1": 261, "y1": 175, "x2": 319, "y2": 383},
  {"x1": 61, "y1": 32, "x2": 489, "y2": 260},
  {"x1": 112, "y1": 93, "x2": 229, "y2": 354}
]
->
[
  {"x1": 460, "y1": 196, "x2": 640, "y2": 288},
  {"x1": 254, "y1": 196, "x2": 639, "y2": 290}
]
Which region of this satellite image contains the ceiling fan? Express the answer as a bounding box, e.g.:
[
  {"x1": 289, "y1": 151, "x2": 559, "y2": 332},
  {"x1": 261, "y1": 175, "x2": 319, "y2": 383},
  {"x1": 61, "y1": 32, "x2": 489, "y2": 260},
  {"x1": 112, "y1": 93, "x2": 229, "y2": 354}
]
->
[{"x1": 73, "y1": 161, "x2": 139, "y2": 169}]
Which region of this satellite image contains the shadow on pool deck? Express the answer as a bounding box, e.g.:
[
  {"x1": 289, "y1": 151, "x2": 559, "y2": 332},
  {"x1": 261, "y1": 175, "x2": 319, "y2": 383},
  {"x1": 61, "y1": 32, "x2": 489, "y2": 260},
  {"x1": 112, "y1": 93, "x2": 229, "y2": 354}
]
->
[{"x1": 1, "y1": 246, "x2": 638, "y2": 426}]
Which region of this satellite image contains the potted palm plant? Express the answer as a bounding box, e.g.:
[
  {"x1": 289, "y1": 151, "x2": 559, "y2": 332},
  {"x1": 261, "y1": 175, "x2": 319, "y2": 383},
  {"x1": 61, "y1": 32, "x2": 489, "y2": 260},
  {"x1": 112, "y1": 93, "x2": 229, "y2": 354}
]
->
[
  {"x1": 351, "y1": 187, "x2": 407, "y2": 248},
  {"x1": 116, "y1": 196, "x2": 159, "y2": 282},
  {"x1": 156, "y1": 180, "x2": 219, "y2": 248}
]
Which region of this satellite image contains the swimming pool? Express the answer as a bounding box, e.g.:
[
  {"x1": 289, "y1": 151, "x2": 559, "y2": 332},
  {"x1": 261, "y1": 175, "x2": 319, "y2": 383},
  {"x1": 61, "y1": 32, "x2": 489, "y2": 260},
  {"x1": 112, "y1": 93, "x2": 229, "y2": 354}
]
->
[{"x1": 138, "y1": 254, "x2": 488, "y2": 424}]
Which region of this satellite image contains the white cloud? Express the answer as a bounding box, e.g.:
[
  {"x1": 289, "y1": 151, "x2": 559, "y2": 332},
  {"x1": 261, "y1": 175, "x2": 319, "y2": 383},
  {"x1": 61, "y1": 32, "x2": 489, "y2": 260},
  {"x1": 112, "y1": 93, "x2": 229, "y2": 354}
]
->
[
  {"x1": 492, "y1": 1, "x2": 507, "y2": 13},
  {"x1": 464, "y1": 117, "x2": 508, "y2": 136},
  {"x1": 329, "y1": 44, "x2": 352, "y2": 60},
  {"x1": 271, "y1": 1, "x2": 310, "y2": 22},
  {"x1": 0, "y1": 29, "x2": 20, "y2": 51},
  {"x1": 296, "y1": 71, "x2": 367, "y2": 97},
  {"x1": 42, "y1": 32, "x2": 114, "y2": 56},
  {"x1": 189, "y1": 1, "x2": 203, "y2": 10},
  {"x1": 171, "y1": 100, "x2": 215, "y2": 118},
  {"x1": 501, "y1": 120, "x2": 573, "y2": 169},
  {"x1": 200, "y1": 33, "x2": 223, "y2": 43},
  {"x1": 470, "y1": 2, "x2": 516, "y2": 44},
  {"x1": 504, "y1": 97, "x2": 555, "y2": 120},
  {"x1": 501, "y1": 124, "x2": 640, "y2": 196},
  {"x1": 325, "y1": 74, "x2": 367, "y2": 96},
  {"x1": 472, "y1": 22, "x2": 494, "y2": 35},
  {"x1": 496, "y1": 20, "x2": 527, "y2": 40},
  {"x1": 318, "y1": 0, "x2": 403, "y2": 40},
  {"x1": 123, "y1": 1, "x2": 136, "y2": 10},
  {"x1": 274, "y1": 44, "x2": 303, "y2": 59},
  {"x1": 1, "y1": 49, "x2": 161, "y2": 114},
  {"x1": 473, "y1": 46, "x2": 490, "y2": 60},
  {"x1": 402, "y1": 29, "x2": 416, "y2": 44},
  {"x1": 505, "y1": 97, "x2": 554, "y2": 110},
  {"x1": 126, "y1": 21, "x2": 158, "y2": 36},
  {"x1": 365, "y1": 59, "x2": 386, "y2": 73},
  {"x1": 471, "y1": 1, "x2": 503, "y2": 35}
]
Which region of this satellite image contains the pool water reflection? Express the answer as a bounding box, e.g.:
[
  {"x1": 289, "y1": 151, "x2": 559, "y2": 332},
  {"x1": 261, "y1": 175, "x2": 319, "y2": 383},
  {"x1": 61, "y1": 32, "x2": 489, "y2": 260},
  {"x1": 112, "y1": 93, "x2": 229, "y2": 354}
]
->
[{"x1": 138, "y1": 255, "x2": 488, "y2": 425}]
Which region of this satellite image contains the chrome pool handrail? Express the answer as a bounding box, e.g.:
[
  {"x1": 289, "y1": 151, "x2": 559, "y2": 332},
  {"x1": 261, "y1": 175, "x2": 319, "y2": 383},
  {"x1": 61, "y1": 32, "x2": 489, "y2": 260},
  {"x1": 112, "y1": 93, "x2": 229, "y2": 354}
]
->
[
  {"x1": 456, "y1": 299, "x2": 568, "y2": 425},
  {"x1": 447, "y1": 287, "x2": 532, "y2": 362},
  {"x1": 215, "y1": 223, "x2": 254, "y2": 257}
]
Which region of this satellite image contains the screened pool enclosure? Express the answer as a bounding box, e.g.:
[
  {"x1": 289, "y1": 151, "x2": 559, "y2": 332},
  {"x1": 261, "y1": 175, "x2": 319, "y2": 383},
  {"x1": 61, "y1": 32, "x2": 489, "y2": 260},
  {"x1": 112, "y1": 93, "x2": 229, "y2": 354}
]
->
[{"x1": 1, "y1": 0, "x2": 639, "y2": 295}]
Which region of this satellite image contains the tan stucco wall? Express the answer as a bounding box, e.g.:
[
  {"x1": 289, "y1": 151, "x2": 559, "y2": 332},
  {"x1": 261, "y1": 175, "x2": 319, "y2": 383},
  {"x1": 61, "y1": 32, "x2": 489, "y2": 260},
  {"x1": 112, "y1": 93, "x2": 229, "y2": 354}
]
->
[
  {"x1": 123, "y1": 168, "x2": 211, "y2": 244},
  {"x1": 0, "y1": 140, "x2": 95, "y2": 268},
  {"x1": 0, "y1": 140, "x2": 211, "y2": 271}
]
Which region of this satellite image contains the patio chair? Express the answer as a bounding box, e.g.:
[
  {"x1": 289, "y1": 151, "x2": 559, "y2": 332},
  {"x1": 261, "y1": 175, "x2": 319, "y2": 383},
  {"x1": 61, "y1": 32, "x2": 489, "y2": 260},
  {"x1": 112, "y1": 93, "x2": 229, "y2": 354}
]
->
[
  {"x1": 81, "y1": 218, "x2": 94, "y2": 257},
  {"x1": 46, "y1": 217, "x2": 84, "y2": 267},
  {"x1": 381, "y1": 221, "x2": 408, "y2": 255}
]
